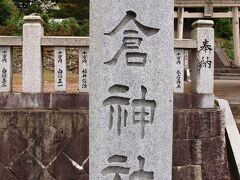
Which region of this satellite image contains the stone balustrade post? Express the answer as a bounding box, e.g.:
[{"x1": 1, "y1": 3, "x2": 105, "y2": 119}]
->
[
  {"x1": 22, "y1": 15, "x2": 44, "y2": 93},
  {"x1": 191, "y1": 20, "x2": 214, "y2": 108}
]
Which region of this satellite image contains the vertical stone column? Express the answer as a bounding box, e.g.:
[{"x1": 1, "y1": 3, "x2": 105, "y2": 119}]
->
[
  {"x1": 90, "y1": 1, "x2": 174, "y2": 179},
  {"x1": 22, "y1": 15, "x2": 44, "y2": 93},
  {"x1": 177, "y1": 7, "x2": 184, "y2": 39},
  {"x1": 191, "y1": 20, "x2": 214, "y2": 108},
  {"x1": 174, "y1": 49, "x2": 184, "y2": 93},
  {"x1": 54, "y1": 47, "x2": 67, "y2": 92},
  {"x1": 233, "y1": 7, "x2": 240, "y2": 66},
  {"x1": 79, "y1": 47, "x2": 89, "y2": 92},
  {"x1": 0, "y1": 47, "x2": 12, "y2": 92}
]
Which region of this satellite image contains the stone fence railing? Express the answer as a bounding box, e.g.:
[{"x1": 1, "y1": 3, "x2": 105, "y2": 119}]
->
[{"x1": 0, "y1": 16, "x2": 214, "y2": 107}]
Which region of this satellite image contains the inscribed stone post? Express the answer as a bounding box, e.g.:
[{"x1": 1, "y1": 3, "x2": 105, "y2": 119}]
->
[
  {"x1": 54, "y1": 47, "x2": 66, "y2": 91},
  {"x1": 191, "y1": 20, "x2": 214, "y2": 108},
  {"x1": 79, "y1": 47, "x2": 89, "y2": 92},
  {"x1": 0, "y1": 47, "x2": 12, "y2": 92},
  {"x1": 22, "y1": 15, "x2": 44, "y2": 93},
  {"x1": 174, "y1": 49, "x2": 184, "y2": 93},
  {"x1": 89, "y1": 0, "x2": 174, "y2": 179}
]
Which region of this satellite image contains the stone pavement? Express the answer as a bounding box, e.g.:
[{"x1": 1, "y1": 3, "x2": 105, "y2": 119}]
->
[
  {"x1": 185, "y1": 80, "x2": 240, "y2": 104},
  {"x1": 214, "y1": 80, "x2": 240, "y2": 104}
]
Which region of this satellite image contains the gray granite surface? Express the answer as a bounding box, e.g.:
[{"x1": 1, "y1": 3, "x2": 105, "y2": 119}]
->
[{"x1": 89, "y1": 0, "x2": 174, "y2": 179}]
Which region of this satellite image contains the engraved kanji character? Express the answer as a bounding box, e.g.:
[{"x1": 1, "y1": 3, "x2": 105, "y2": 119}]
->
[
  {"x1": 103, "y1": 84, "x2": 130, "y2": 136},
  {"x1": 58, "y1": 51, "x2": 63, "y2": 63},
  {"x1": 101, "y1": 155, "x2": 130, "y2": 180},
  {"x1": 129, "y1": 156, "x2": 154, "y2": 180},
  {"x1": 198, "y1": 57, "x2": 212, "y2": 69},
  {"x1": 176, "y1": 70, "x2": 181, "y2": 89},
  {"x1": 104, "y1": 10, "x2": 160, "y2": 66},
  {"x1": 82, "y1": 51, "x2": 88, "y2": 63},
  {"x1": 132, "y1": 86, "x2": 156, "y2": 139},
  {"x1": 176, "y1": 52, "x2": 181, "y2": 65},
  {"x1": 57, "y1": 68, "x2": 63, "y2": 87},
  {"x1": 200, "y1": 39, "x2": 212, "y2": 53}
]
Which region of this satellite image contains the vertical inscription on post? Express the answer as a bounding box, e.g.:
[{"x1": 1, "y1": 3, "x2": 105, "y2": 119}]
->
[
  {"x1": 54, "y1": 47, "x2": 66, "y2": 92},
  {"x1": 90, "y1": 1, "x2": 174, "y2": 179},
  {"x1": 79, "y1": 48, "x2": 89, "y2": 92},
  {"x1": 174, "y1": 49, "x2": 184, "y2": 93},
  {"x1": 191, "y1": 20, "x2": 214, "y2": 95},
  {"x1": 0, "y1": 47, "x2": 12, "y2": 92}
]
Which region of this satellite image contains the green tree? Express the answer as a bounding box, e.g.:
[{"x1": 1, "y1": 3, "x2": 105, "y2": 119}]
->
[
  {"x1": 0, "y1": 0, "x2": 18, "y2": 25},
  {"x1": 215, "y1": 19, "x2": 233, "y2": 39},
  {"x1": 50, "y1": 0, "x2": 89, "y2": 21},
  {"x1": 13, "y1": 0, "x2": 56, "y2": 15},
  {"x1": 13, "y1": 0, "x2": 36, "y2": 11}
]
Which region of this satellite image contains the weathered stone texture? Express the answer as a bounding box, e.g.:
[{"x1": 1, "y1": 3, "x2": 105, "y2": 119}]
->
[
  {"x1": 0, "y1": 110, "x2": 88, "y2": 180},
  {"x1": 0, "y1": 107, "x2": 231, "y2": 179},
  {"x1": 173, "y1": 108, "x2": 230, "y2": 180},
  {"x1": 0, "y1": 163, "x2": 17, "y2": 180},
  {"x1": 191, "y1": 136, "x2": 225, "y2": 164},
  {"x1": 48, "y1": 153, "x2": 88, "y2": 180},
  {"x1": 173, "y1": 139, "x2": 191, "y2": 166},
  {"x1": 0, "y1": 93, "x2": 88, "y2": 109},
  {"x1": 172, "y1": 165, "x2": 202, "y2": 180},
  {"x1": 0, "y1": 126, "x2": 28, "y2": 165}
]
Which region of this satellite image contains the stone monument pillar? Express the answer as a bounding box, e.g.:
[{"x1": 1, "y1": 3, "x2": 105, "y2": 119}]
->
[
  {"x1": 191, "y1": 20, "x2": 214, "y2": 108},
  {"x1": 22, "y1": 15, "x2": 44, "y2": 93},
  {"x1": 89, "y1": 0, "x2": 174, "y2": 179}
]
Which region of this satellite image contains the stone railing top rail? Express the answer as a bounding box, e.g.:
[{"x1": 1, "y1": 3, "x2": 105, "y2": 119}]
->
[
  {"x1": 0, "y1": 36, "x2": 90, "y2": 47},
  {"x1": 0, "y1": 36, "x2": 22, "y2": 46},
  {"x1": 41, "y1": 36, "x2": 89, "y2": 47},
  {"x1": 0, "y1": 36, "x2": 196, "y2": 49},
  {"x1": 174, "y1": 39, "x2": 197, "y2": 49},
  {"x1": 175, "y1": 0, "x2": 240, "y2": 6}
]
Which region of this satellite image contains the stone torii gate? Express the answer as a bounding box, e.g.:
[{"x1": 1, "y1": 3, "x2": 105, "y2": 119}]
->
[{"x1": 174, "y1": 0, "x2": 240, "y2": 66}]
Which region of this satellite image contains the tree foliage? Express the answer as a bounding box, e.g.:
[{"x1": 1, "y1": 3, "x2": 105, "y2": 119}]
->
[
  {"x1": 13, "y1": 0, "x2": 57, "y2": 15},
  {"x1": 12, "y1": 0, "x2": 89, "y2": 21},
  {"x1": 9, "y1": 0, "x2": 90, "y2": 36},
  {"x1": 215, "y1": 19, "x2": 233, "y2": 40},
  {"x1": 0, "y1": 0, "x2": 18, "y2": 25},
  {"x1": 50, "y1": 0, "x2": 89, "y2": 21}
]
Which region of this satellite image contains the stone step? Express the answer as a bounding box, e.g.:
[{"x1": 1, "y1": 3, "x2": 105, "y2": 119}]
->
[
  {"x1": 214, "y1": 76, "x2": 240, "y2": 80},
  {"x1": 233, "y1": 115, "x2": 240, "y2": 120},
  {"x1": 214, "y1": 73, "x2": 240, "y2": 76},
  {"x1": 215, "y1": 68, "x2": 240, "y2": 73}
]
